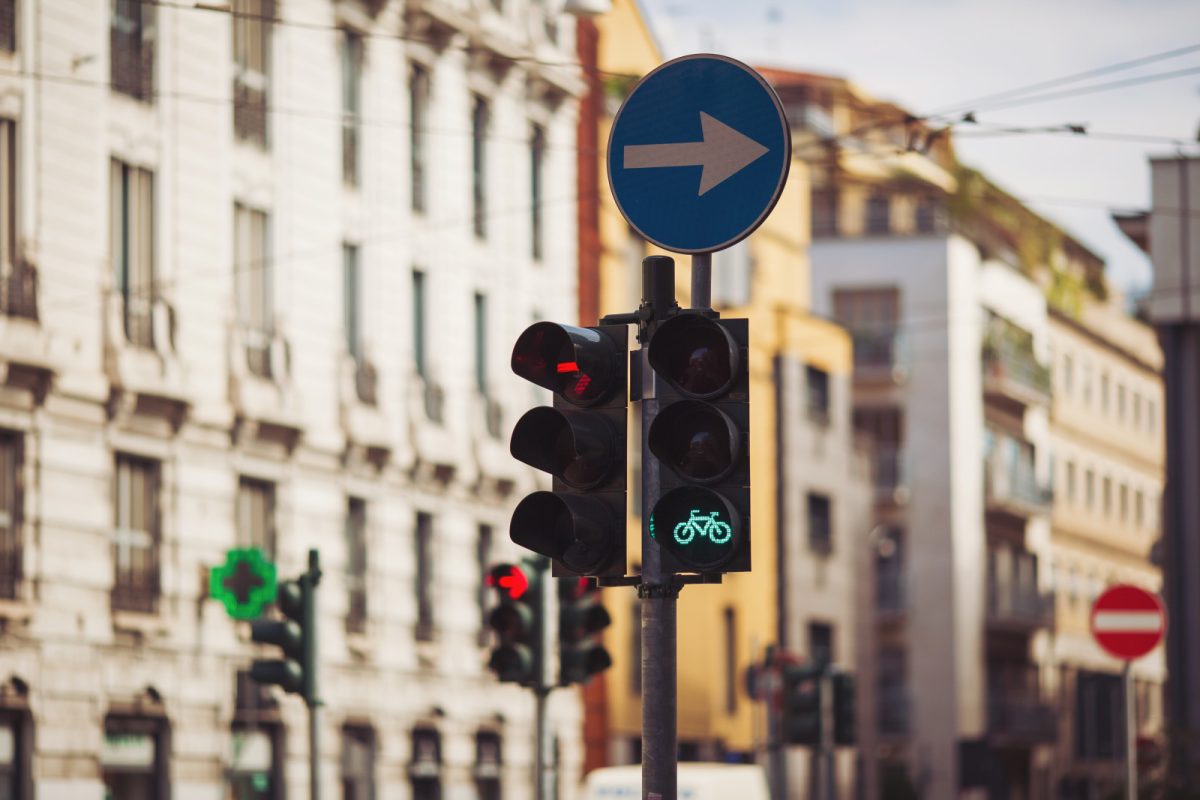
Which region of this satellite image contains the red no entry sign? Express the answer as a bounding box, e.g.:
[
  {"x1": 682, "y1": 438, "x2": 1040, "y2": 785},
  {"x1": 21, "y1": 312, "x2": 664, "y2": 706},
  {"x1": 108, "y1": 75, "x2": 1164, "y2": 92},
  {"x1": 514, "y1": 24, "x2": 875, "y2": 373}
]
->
[{"x1": 1091, "y1": 584, "x2": 1166, "y2": 661}]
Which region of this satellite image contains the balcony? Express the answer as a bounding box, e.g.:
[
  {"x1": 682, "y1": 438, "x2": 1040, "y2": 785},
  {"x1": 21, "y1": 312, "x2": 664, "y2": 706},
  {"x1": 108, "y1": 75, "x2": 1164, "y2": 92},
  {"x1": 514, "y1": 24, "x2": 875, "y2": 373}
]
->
[
  {"x1": 0, "y1": 260, "x2": 54, "y2": 400},
  {"x1": 982, "y1": 341, "x2": 1050, "y2": 408},
  {"x1": 850, "y1": 330, "x2": 906, "y2": 383},
  {"x1": 987, "y1": 690, "x2": 1056, "y2": 744},
  {"x1": 338, "y1": 354, "x2": 390, "y2": 464},
  {"x1": 984, "y1": 456, "x2": 1052, "y2": 518},
  {"x1": 0, "y1": 260, "x2": 37, "y2": 321},
  {"x1": 987, "y1": 574, "x2": 1054, "y2": 632},
  {"x1": 228, "y1": 326, "x2": 301, "y2": 448},
  {"x1": 104, "y1": 292, "x2": 189, "y2": 429}
]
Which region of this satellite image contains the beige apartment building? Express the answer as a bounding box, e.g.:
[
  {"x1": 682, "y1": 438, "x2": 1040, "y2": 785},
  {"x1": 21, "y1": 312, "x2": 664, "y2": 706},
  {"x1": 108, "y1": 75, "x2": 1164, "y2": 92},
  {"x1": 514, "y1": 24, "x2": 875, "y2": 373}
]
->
[{"x1": 1047, "y1": 300, "x2": 1166, "y2": 796}]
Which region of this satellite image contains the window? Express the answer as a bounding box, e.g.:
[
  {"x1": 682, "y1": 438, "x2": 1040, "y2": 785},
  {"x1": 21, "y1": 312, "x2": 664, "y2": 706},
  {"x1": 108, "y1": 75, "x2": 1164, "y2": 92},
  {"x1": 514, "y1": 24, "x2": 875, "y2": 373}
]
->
[
  {"x1": 1135, "y1": 490, "x2": 1145, "y2": 529},
  {"x1": 807, "y1": 493, "x2": 832, "y2": 555},
  {"x1": 234, "y1": 204, "x2": 272, "y2": 377},
  {"x1": 806, "y1": 366, "x2": 830, "y2": 424},
  {"x1": 474, "y1": 292, "x2": 488, "y2": 394},
  {"x1": 340, "y1": 30, "x2": 362, "y2": 186},
  {"x1": 1075, "y1": 670, "x2": 1125, "y2": 761},
  {"x1": 1062, "y1": 354, "x2": 1074, "y2": 395},
  {"x1": 1100, "y1": 372, "x2": 1110, "y2": 414},
  {"x1": 111, "y1": 0, "x2": 155, "y2": 101},
  {"x1": 915, "y1": 196, "x2": 941, "y2": 233},
  {"x1": 530, "y1": 125, "x2": 545, "y2": 260},
  {"x1": 415, "y1": 511, "x2": 434, "y2": 640},
  {"x1": 1133, "y1": 392, "x2": 1142, "y2": 427},
  {"x1": 230, "y1": 671, "x2": 282, "y2": 800},
  {"x1": 1103, "y1": 476, "x2": 1112, "y2": 517},
  {"x1": 0, "y1": 709, "x2": 30, "y2": 800},
  {"x1": 237, "y1": 477, "x2": 276, "y2": 560},
  {"x1": 1082, "y1": 362, "x2": 1093, "y2": 405},
  {"x1": 723, "y1": 607, "x2": 737, "y2": 714},
  {"x1": 412, "y1": 270, "x2": 427, "y2": 377},
  {"x1": 410, "y1": 64, "x2": 429, "y2": 213},
  {"x1": 342, "y1": 725, "x2": 375, "y2": 800},
  {"x1": 232, "y1": 0, "x2": 271, "y2": 146},
  {"x1": 833, "y1": 287, "x2": 900, "y2": 371},
  {"x1": 1117, "y1": 383, "x2": 1126, "y2": 421},
  {"x1": 0, "y1": 119, "x2": 29, "y2": 321},
  {"x1": 472, "y1": 96, "x2": 489, "y2": 238},
  {"x1": 866, "y1": 192, "x2": 890, "y2": 234},
  {"x1": 1085, "y1": 469, "x2": 1095, "y2": 509},
  {"x1": 343, "y1": 243, "x2": 361, "y2": 360},
  {"x1": 0, "y1": 431, "x2": 20, "y2": 600},
  {"x1": 345, "y1": 499, "x2": 368, "y2": 632},
  {"x1": 810, "y1": 187, "x2": 838, "y2": 237},
  {"x1": 1065, "y1": 461, "x2": 1076, "y2": 505},
  {"x1": 0, "y1": 0, "x2": 14, "y2": 51},
  {"x1": 111, "y1": 159, "x2": 156, "y2": 348},
  {"x1": 410, "y1": 728, "x2": 442, "y2": 800},
  {"x1": 878, "y1": 647, "x2": 908, "y2": 735},
  {"x1": 1119, "y1": 483, "x2": 1129, "y2": 523},
  {"x1": 113, "y1": 454, "x2": 160, "y2": 613},
  {"x1": 475, "y1": 732, "x2": 501, "y2": 800},
  {"x1": 103, "y1": 716, "x2": 168, "y2": 800},
  {"x1": 808, "y1": 621, "x2": 834, "y2": 666},
  {"x1": 476, "y1": 523, "x2": 492, "y2": 645},
  {"x1": 1148, "y1": 400, "x2": 1157, "y2": 434}
]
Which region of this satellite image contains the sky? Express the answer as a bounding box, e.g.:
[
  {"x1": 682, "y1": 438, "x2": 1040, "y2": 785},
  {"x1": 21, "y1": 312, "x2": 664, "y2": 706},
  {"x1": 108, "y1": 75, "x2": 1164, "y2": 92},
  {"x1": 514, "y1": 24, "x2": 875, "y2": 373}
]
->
[{"x1": 637, "y1": 0, "x2": 1200, "y2": 297}]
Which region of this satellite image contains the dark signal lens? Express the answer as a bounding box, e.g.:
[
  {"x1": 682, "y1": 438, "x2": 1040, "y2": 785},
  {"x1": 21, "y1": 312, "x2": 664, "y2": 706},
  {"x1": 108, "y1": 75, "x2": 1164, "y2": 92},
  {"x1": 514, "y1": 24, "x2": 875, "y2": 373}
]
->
[
  {"x1": 648, "y1": 315, "x2": 738, "y2": 399},
  {"x1": 648, "y1": 401, "x2": 738, "y2": 483}
]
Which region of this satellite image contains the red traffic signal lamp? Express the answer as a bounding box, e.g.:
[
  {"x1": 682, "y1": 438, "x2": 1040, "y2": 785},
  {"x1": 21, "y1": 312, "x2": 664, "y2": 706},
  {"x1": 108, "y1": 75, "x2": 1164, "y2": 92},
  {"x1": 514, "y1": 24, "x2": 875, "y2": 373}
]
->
[
  {"x1": 509, "y1": 322, "x2": 628, "y2": 577},
  {"x1": 646, "y1": 313, "x2": 750, "y2": 574},
  {"x1": 486, "y1": 562, "x2": 543, "y2": 685}
]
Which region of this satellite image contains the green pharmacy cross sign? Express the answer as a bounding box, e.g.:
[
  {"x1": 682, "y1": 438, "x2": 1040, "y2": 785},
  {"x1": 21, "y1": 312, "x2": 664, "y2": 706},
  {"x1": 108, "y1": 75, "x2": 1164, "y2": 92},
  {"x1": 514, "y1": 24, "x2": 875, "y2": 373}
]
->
[{"x1": 210, "y1": 548, "x2": 278, "y2": 620}]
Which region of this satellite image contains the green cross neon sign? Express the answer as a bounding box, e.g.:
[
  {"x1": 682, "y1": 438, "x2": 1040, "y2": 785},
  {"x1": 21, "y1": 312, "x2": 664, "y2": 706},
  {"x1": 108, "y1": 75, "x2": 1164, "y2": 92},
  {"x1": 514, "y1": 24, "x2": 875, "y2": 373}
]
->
[{"x1": 210, "y1": 548, "x2": 277, "y2": 620}]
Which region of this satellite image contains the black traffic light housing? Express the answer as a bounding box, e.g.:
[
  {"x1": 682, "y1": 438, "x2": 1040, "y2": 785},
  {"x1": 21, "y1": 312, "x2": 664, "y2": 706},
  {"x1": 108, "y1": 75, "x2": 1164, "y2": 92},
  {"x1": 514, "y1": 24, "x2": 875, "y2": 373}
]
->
[
  {"x1": 250, "y1": 569, "x2": 317, "y2": 703},
  {"x1": 486, "y1": 562, "x2": 544, "y2": 685},
  {"x1": 646, "y1": 313, "x2": 750, "y2": 574},
  {"x1": 832, "y1": 670, "x2": 856, "y2": 746},
  {"x1": 509, "y1": 322, "x2": 628, "y2": 577},
  {"x1": 558, "y1": 576, "x2": 612, "y2": 685},
  {"x1": 781, "y1": 662, "x2": 823, "y2": 746}
]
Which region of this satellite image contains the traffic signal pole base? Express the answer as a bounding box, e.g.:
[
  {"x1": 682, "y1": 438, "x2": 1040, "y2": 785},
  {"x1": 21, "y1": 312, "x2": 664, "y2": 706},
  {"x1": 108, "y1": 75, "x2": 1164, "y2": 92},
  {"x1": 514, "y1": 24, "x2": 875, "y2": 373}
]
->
[{"x1": 640, "y1": 581, "x2": 680, "y2": 800}]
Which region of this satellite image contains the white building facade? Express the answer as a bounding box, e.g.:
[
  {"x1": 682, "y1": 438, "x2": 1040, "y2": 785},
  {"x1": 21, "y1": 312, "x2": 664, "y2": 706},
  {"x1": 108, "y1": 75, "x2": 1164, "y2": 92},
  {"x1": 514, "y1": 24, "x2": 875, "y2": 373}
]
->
[{"x1": 0, "y1": 0, "x2": 584, "y2": 797}]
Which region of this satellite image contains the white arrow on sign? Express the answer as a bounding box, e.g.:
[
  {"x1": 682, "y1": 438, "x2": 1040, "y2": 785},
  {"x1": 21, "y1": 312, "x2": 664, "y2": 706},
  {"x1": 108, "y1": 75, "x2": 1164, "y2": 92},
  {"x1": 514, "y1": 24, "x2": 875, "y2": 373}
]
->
[{"x1": 623, "y1": 112, "x2": 770, "y2": 196}]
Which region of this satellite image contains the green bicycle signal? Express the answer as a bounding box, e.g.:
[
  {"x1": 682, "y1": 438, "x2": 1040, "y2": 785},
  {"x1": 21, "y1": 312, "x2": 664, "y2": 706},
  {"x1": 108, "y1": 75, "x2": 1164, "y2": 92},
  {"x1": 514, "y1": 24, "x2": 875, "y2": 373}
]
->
[{"x1": 673, "y1": 509, "x2": 732, "y2": 545}]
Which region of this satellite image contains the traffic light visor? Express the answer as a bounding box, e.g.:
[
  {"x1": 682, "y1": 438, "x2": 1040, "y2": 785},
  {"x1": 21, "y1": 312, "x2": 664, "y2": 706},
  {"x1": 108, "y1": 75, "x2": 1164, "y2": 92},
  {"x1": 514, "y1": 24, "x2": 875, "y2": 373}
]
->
[
  {"x1": 511, "y1": 407, "x2": 615, "y2": 489},
  {"x1": 512, "y1": 322, "x2": 615, "y2": 406},
  {"x1": 649, "y1": 486, "x2": 742, "y2": 571},
  {"x1": 648, "y1": 315, "x2": 739, "y2": 399},
  {"x1": 648, "y1": 400, "x2": 739, "y2": 483},
  {"x1": 511, "y1": 491, "x2": 617, "y2": 575}
]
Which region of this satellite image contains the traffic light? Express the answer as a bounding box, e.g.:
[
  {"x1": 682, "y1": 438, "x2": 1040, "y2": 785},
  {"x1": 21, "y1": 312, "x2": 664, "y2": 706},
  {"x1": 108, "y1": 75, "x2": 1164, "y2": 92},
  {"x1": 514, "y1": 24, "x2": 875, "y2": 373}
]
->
[
  {"x1": 486, "y1": 562, "x2": 543, "y2": 685},
  {"x1": 781, "y1": 662, "x2": 823, "y2": 746},
  {"x1": 558, "y1": 576, "x2": 612, "y2": 685},
  {"x1": 509, "y1": 322, "x2": 628, "y2": 577},
  {"x1": 646, "y1": 313, "x2": 750, "y2": 573},
  {"x1": 250, "y1": 577, "x2": 314, "y2": 701},
  {"x1": 832, "y1": 671, "x2": 856, "y2": 746}
]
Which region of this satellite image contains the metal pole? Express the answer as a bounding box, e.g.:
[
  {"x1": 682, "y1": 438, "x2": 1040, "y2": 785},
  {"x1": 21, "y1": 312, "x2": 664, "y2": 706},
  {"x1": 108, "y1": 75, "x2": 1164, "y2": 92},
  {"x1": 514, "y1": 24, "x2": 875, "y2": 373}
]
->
[
  {"x1": 1125, "y1": 662, "x2": 1137, "y2": 800},
  {"x1": 641, "y1": 255, "x2": 679, "y2": 800},
  {"x1": 305, "y1": 549, "x2": 322, "y2": 800},
  {"x1": 691, "y1": 252, "x2": 711, "y2": 309},
  {"x1": 535, "y1": 688, "x2": 554, "y2": 800},
  {"x1": 767, "y1": 672, "x2": 786, "y2": 800}
]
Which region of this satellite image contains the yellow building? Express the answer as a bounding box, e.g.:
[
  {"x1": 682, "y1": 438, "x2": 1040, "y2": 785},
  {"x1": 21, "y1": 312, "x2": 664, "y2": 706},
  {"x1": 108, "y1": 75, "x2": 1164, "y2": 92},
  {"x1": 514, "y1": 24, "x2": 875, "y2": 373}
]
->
[{"x1": 581, "y1": 6, "x2": 871, "y2": 795}]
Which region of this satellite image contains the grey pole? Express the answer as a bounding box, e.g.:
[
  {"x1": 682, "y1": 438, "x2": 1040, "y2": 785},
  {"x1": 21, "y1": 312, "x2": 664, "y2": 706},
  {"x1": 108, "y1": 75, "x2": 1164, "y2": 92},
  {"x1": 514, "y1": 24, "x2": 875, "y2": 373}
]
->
[
  {"x1": 535, "y1": 563, "x2": 555, "y2": 800},
  {"x1": 1125, "y1": 662, "x2": 1137, "y2": 800},
  {"x1": 691, "y1": 252, "x2": 712, "y2": 309},
  {"x1": 818, "y1": 672, "x2": 835, "y2": 800},
  {"x1": 305, "y1": 549, "x2": 322, "y2": 800},
  {"x1": 641, "y1": 255, "x2": 680, "y2": 800}
]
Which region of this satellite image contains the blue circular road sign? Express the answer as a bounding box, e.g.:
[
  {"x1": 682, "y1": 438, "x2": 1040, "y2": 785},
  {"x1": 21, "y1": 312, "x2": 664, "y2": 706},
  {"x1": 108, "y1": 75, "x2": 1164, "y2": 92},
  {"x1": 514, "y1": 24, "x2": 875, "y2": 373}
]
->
[{"x1": 607, "y1": 54, "x2": 791, "y2": 254}]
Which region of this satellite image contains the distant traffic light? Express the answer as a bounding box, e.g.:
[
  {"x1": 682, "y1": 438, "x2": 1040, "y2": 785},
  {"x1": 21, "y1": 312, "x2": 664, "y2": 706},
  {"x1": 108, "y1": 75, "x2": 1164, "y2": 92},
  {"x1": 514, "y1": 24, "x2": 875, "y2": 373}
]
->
[
  {"x1": 781, "y1": 662, "x2": 823, "y2": 746},
  {"x1": 646, "y1": 313, "x2": 750, "y2": 573},
  {"x1": 509, "y1": 322, "x2": 628, "y2": 577},
  {"x1": 559, "y1": 577, "x2": 612, "y2": 685},
  {"x1": 249, "y1": 555, "x2": 319, "y2": 704},
  {"x1": 832, "y1": 671, "x2": 856, "y2": 746},
  {"x1": 486, "y1": 562, "x2": 543, "y2": 685}
]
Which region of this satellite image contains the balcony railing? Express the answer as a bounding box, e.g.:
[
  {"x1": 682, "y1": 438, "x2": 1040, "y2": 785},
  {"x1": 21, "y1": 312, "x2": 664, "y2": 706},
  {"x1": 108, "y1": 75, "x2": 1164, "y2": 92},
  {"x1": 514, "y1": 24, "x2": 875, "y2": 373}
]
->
[
  {"x1": 984, "y1": 457, "x2": 1053, "y2": 513},
  {"x1": 987, "y1": 691, "x2": 1056, "y2": 743},
  {"x1": 0, "y1": 261, "x2": 38, "y2": 320},
  {"x1": 878, "y1": 688, "x2": 910, "y2": 736},
  {"x1": 0, "y1": 524, "x2": 19, "y2": 600},
  {"x1": 111, "y1": 21, "x2": 154, "y2": 102},
  {"x1": 233, "y1": 73, "x2": 268, "y2": 147},
  {"x1": 982, "y1": 342, "x2": 1051, "y2": 405},
  {"x1": 851, "y1": 330, "x2": 904, "y2": 377}
]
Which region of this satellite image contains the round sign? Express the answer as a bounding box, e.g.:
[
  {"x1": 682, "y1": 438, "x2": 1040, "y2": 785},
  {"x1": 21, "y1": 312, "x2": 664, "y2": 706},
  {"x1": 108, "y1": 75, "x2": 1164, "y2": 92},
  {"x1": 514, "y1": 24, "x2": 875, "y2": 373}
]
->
[
  {"x1": 607, "y1": 54, "x2": 791, "y2": 254},
  {"x1": 1090, "y1": 584, "x2": 1166, "y2": 661}
]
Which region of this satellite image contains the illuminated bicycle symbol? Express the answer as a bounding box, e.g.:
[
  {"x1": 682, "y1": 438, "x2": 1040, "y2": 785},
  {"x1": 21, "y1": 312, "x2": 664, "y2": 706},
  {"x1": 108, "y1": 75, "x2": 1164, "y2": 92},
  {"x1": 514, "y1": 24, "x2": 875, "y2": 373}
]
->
[{"x1": 673, "y1": 509, "x2": 732, "y2": 546}]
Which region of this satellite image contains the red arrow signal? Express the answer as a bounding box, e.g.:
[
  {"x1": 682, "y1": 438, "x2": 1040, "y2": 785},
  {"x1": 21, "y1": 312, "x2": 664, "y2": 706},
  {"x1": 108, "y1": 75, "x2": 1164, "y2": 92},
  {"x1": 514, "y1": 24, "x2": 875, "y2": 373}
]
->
[{"x1": 487, "y1": 564, "x2": 529, "y2": 600}]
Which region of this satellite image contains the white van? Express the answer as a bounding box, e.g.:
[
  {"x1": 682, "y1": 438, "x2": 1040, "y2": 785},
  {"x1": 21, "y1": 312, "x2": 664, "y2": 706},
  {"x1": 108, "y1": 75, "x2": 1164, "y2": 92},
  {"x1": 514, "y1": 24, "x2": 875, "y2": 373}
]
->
[{"x1": 583, "y1": 763, "x2": 770, "y2": 800}]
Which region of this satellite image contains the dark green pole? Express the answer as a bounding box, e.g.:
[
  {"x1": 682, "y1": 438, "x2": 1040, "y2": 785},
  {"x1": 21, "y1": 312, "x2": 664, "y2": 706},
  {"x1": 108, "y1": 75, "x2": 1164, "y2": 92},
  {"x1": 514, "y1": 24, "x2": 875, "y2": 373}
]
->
[{"x1": 304, "y1": 549, "x2": 322, "y2": 800}]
